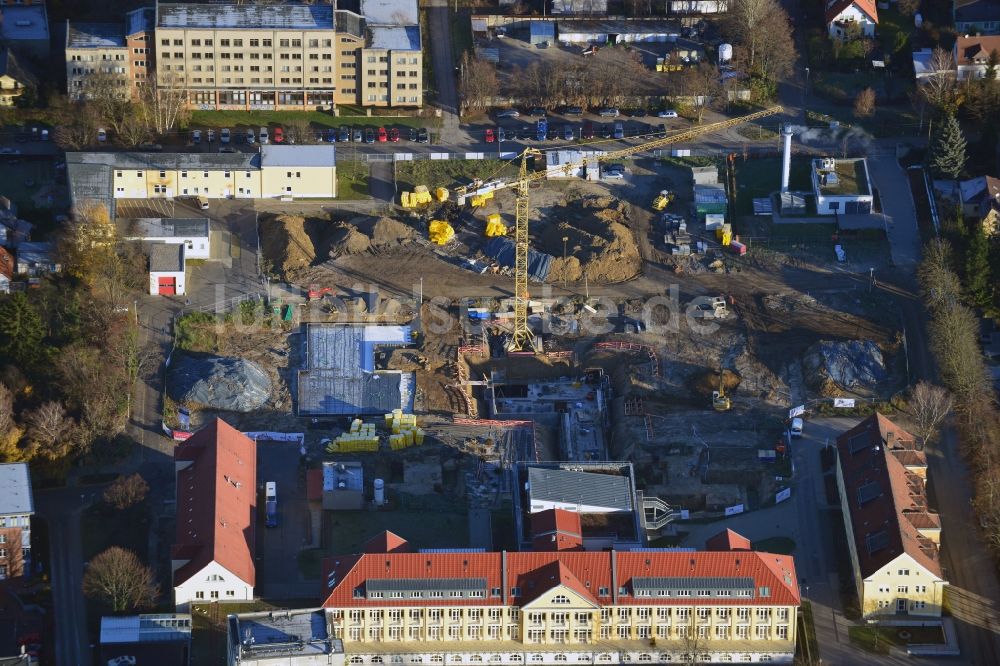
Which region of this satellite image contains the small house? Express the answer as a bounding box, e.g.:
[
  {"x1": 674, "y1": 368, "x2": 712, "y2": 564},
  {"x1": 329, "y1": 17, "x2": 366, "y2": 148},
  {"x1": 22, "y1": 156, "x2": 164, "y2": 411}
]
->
[
  {"x1": 811, "y1": 157, "x2": 874, "y2": 215},
  {"x1": 149, "y1": 243, "x2": 185, "y2": 296},
  {"x1": 955, "y1": 0, "x2": 1000, "y2": 35},
  {"x1": 15, "y1": 242, "x2": 59, "y2": 276},
  {"x1": 0, "y1": 47, "x2": 34, "y2": 107},
  {"x1": 954, "y1": 35, "x2": 1000, "y2": 80},
  {"x1": 824, "y1": 0, "x2": 878, "y2": 39}
]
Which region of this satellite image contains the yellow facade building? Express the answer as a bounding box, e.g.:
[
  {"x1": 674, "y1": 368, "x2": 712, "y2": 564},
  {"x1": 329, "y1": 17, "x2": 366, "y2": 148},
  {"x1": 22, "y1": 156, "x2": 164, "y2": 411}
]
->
[{"x1": 835, "y1": 414, "x2": 948, "y2": 619}]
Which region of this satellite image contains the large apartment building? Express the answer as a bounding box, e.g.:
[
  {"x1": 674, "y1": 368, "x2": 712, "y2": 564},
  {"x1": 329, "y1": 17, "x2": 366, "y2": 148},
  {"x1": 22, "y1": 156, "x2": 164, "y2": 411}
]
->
[
  {"x1": 315, "y1": 530, "x2": 800, "y2": 665},
  {"x1": 152, "y1": 0, "x2": 422, "y2": 110},
  {"x1": 66, "y1": 8, "x2": 154, "y2": 100},
  {"x1": 0, "y1": 463, "x2": 34, "y2": 581}
]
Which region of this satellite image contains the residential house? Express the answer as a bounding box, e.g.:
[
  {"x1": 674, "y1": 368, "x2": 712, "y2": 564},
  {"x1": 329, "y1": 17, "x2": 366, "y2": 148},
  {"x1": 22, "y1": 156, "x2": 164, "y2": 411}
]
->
[
  {"x1": 958, "y1": 175, "x2": 1000, "y2": 216},
  {"x1": 0, "y1": 47, "x2": 33, "y2": 106},
  {"x1": 14, "y1": 242, "x2": 59, "y2": 276},
  {"x1": 65, "y1": 22, "x2": 129, "y2": 100},
  {"x1": 318, "y1": 529, "x2": 801, "y2": 664},
  {"x1": 0, "y1": 246, "x2": 12, "y2": 293},
  {"x1": 153, "y1": 0, "x2": 422, "y2": 110},
  {"x1": 954, "y1": 35, "x2": 1000, "y2": 79},
  {"x1": 835, "y1": 414, "x2": 948, "y2": 618},
  {"x1": 824, "y1": 0, "x2": 878, "y2": 39},
  {"x1": 955, "y1": 0, "x2": 1000, "y2": 35},
  {"x1": 0, "y1": 464, "x2": 33, "y2": 581},
  {"x1": 171, "y1": 419, "x2": 256, "y2": 610},
  {"x1": 100, "y1": 614, "x2": 192, "y2": 666},
  {"x1": 0, "y1": 3, "x2": 48, "y2": 59}
]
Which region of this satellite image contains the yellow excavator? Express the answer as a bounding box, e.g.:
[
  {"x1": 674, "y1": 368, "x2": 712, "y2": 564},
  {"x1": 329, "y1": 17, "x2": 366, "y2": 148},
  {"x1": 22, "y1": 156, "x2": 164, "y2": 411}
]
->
[
  {"x1": 712, "y1": 373, "x2": 731, "y2": 411},
  {"x1": 453, "y1": 106, "x2": 784, "y2": 352}
]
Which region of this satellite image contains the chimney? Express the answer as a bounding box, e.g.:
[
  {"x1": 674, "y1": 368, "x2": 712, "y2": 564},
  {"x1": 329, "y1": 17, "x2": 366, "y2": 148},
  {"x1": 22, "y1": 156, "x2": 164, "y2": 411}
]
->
[{"x1": 780, "y1": 125, "x2": 794, "y2": 193}]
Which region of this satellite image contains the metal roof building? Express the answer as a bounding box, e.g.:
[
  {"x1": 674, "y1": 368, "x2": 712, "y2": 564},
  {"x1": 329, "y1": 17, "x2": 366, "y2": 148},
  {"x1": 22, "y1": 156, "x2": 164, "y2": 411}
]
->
[
  {"x1": 527, "y1": 466, "x2": 635, "y2": 513},
  {"x1": 370, "y1": 25, "x2": 421, "y2": 50},
  {"x1": 260, "y1": 144, "x2": 336, "y2": 167},
  {"x1": 557, "y1": 19, "x2": 681, "y2": 44},
  {"x1": 129, "y1": 218, "x2": 209, "y2": 239},
  {"x1": 66, "y1": 22, "x2": 125, "y2": 48},
  {"x1": 0, "y1": 463, "x2": 33, "y2": 516},
  {"x1": 156, "y1": 3, "x2": 335, "y2": 30},
  {"x1": 100, "y1": 614, "x2": 192, "y2": 666}
]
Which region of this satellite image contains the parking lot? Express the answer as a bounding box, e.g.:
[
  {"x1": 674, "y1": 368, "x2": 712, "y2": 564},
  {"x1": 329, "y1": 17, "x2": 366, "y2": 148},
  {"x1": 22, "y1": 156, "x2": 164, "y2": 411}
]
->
[{"x1": 255, "y1": 442, "x2": 317, "y2": 600}]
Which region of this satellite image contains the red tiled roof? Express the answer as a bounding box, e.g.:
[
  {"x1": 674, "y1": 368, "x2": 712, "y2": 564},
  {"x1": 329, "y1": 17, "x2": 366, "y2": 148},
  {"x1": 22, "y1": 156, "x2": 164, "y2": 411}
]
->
[
  {"x1": 825, "y1": 0, "x2": 878, "y2": 25},
  {"x1": 363, "y1": 530, "x2": 413, "y2": 554},
  {"x1": 306, "y1": 468, "x2": 323, "y2": 502},
  {"x1": 321, "y1": 547, "x2": 800, "y2": 608},
  {"x1": 0, "y1": 247, "x2": 13, "y2": 280},
  {"x1": 705, "y1": 528, "x2": 752, "y2": 552},
  {"x1": 835, "y1": 413, "x2": 942, "y2": 579},
  {"x1": 531, "y1": 509, "x2": 583, "y2": 551},
  {"x1": 172, "y1": 418, "x2": 257, "y2": 587},
  {"x1": 955, "y1": 35, "x2": 1000, "y2": 66}
]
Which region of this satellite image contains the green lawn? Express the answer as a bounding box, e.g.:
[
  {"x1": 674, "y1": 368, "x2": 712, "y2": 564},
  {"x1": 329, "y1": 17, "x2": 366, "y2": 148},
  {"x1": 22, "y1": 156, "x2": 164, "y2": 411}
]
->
[
  {"x1": 848, "y1": 624, "x2": 945, "y2": 654},
  {"x1": 394, "y1": 158, "x2": 518, "y2": 192},
  {"x1": 327, "y1": 505, "x2": 468, "y2": 554},
  {"x1": 189, "y1": 110, "x2": 437, "y2": 131},
  {"x1": 734, "y1": 157, "x2": 813, "y2": 215},
  {"x1": 336, "y1": 160, "x2": 370, "y2": 200},
  {"x1": 751, "y1": 536, "x2": 796, "y2": 555}
]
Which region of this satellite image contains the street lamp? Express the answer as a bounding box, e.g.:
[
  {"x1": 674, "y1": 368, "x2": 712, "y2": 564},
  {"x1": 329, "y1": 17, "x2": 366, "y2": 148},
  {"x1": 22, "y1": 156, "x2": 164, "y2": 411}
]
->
[{"x1": 562, "y1": 236, "x2": 569, "y2": 289}]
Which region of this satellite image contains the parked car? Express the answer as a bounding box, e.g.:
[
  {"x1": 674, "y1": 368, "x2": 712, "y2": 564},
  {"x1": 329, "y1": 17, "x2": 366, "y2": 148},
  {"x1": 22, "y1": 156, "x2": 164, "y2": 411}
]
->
[
  {"x1": 485, "y1": 128, "x2": 495, "y2": 143},
  {"x1": 546, "y1": 126, "x2": 557, "y2": 141},
  {"x1": 582, "y1": 120, "x2": 595, "y2": 139},
  {"x1": 603, "y1": 165, "x2": 625, "y2": 180},
  {"x1": 196, "y1": 194, "x2": 210, "y2": 210},
  {"x1": 207, "y1": 129, "x2": 215, "y2": 142},
  {"x1": 790, "y1": 417, "x2": 804, "y2": 438},
  {"x1": 326, "y1": 128, "x2": 337, "y2": 142},
  {"x1": 191, "y1": 129, "x2": 200, "y2": 144},
  {"x1": 497, "y1": 127, "x2": 507, "y2": 142},
  {"x1": 364, "y1": 128, "x2": 376, "y2": 143},
  {"x1": 219, "y1": 146, "x2": 237, "y2": 153},
  {"x1": 40, "y1": 129, "x2": 49, "y2": 141},
  {"x1": 273, "y1": 127, "x2": 284, "y2": 143},
  {"x1": 246, "y1": 128, "x2": 255, "y2": 144},
  {"x1": 563, "y1": 106, "x2": 584, "y2": 115},
  {"x1": 417, "y1": 128, "x2": 429, "y2": 143},
  {"x1": 529, "y1": 107, "x2": 546, "y2": 117},
  {"x1": 408, "y1": 127, "x2": 418, "y2": 142},
  {"x1": 563, "y1": 125, "x2": 575, "y2": 141},
  {"x1": 353, "y1": 128, "x2": 364, "y2": 142},
  {"x1": 497, "y1": 109, "x2": 520, "y2": 118},
  {"x1": 377, "y1": 126, "x2": 388, "y2": 142},
  {"x1": 536, "y1": 118, "x2": 548, "y2": 141},
  {"x1": 97, "y1": 128, "x2": 108, "y2": 143},
  {"x1": 259, "y1": 127, "x2": 269, "y2": 144},
  {"x1": 388, "y1": 127, "x2": 400, "y2": 142},
  {"x1": 613, "y1": 122, "x2": 624, "y2": 140},
  {"x1": 340, "y1": 126, "x2": 352, "y2": 142},
  {"x1": 657, "y1": 109, "x2": 679, "y2": 118},
  {"x1": 598, "y1": 108, "x2": 620, "y2": 117},
  {"x1": 600, "y1": 123, "x2": 613, "y2": 139},
  {"x1": 220, "y1": 128, "x2": 231, "y2": 143}
]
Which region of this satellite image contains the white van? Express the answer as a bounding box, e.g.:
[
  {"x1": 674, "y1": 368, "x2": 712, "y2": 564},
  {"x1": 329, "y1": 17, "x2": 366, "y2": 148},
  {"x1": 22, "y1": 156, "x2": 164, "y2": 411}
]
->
[
  {"x1": 790, "y1": 417, "x2": 803, "y2": 438},
  {"x1": 196, "y1": 194, "x2": 209, "y2": 210},
  {"x1": 259, "y1": 127, "x2": 269, "y2": 144}
]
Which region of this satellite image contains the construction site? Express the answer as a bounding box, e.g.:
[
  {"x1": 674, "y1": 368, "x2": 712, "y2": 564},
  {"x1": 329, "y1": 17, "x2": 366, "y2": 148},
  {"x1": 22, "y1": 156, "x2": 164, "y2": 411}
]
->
[{"x1": 166, "y1": 107, "x2": 905, "y2": 554}]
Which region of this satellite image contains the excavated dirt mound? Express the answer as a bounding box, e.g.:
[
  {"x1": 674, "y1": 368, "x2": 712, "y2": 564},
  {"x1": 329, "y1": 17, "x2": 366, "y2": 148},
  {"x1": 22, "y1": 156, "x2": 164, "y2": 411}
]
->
[
  {"x1": 688, "y1": 369, "x2": 742, "y2": 401},
  {"x1": 260, "y1": 214, "x2": 315, "y2": 279},
  {"x1": 541, "y1": 195, "x2": 641, "y2": 284},
  {"x1": 370, "y1": 216, "x2": 417, "y2": 246},
  {"x1": 327, "y1": 222, "x2": 372, "y2": 257}
]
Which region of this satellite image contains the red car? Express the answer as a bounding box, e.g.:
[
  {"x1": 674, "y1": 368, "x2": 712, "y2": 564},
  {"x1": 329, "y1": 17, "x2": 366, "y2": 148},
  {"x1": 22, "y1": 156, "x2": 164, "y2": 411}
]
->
[
  {"x1": 377, "y1": 127, "x2": 388, "y2": 142},
  {"x1": 388, "y1": 127, "x2": 400, "y2": 142},
  {"x1": 485, "y1": 128, "x2": 496, "y2": 143},
  {"x1": 273, "y1": 126, "x2": 284, "y2": 143}
]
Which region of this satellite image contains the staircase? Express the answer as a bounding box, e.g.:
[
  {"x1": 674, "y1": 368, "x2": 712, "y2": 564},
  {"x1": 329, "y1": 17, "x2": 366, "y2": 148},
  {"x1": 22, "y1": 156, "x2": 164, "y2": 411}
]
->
[{"x1": 643, "y1": 496, "x2": 676, "y2": 531}]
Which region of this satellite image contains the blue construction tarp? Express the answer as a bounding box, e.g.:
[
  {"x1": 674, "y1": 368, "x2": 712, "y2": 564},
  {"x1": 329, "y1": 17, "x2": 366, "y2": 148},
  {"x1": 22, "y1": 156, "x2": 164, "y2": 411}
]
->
[{"x1": 484, "y1": 237, "x2": 553, "y2": 282}]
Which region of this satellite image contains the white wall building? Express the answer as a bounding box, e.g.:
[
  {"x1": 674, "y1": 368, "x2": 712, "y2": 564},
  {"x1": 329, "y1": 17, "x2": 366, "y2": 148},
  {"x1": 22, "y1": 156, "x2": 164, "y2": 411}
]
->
[
  {"x1": 127, "y1": 217, "x2": 210, "y2": 260},
  {"x1": 825, "y1": 0, "x2": 878, "y2": 39},
  {"x1": 811, "y1": 157, "x2": 874, "y2": 216},
  {"x1": 149, "y1": 243, "x2": 186, "y2": 296}
]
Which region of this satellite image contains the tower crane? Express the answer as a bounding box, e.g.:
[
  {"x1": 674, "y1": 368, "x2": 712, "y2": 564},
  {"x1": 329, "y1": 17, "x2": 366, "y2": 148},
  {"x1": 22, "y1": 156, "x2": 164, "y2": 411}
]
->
[{"x1": 457, "y1": 106, "x2": 783, "y2": 352}]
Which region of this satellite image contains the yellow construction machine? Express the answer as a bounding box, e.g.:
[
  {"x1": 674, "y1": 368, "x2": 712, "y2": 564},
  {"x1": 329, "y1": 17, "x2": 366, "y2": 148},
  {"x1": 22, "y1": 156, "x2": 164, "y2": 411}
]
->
[
  {"x1": 712, "y1": 374, "x2": 731, "y2": 411},
  {"x1": 653, "y1": 189, "x2": 675, "y2": 211}
]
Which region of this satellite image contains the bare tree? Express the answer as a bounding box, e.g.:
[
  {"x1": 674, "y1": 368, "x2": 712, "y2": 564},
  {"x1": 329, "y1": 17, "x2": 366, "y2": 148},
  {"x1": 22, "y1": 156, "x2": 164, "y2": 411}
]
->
[
  {"x1": 117, "y1": 113, "x2": 151, "y2": 147},
  {"x1": 919, "y1": 48, "x2": 959, "y2": 114},
  {"x1": 104, "y1": 473, "x2": 150, "y2": 510},
  {"x1": 54, "y1": 102, "x2": 100, "y2": 150},
  {"x1": 909, "y1": 382, "x2": 954, "y2": 446},
  {"x1": 82, "y1": 546, "x2": 159, "y2": 612},
  {"x1": 678, "y1": 62, "x2": 723, "y2": 123},
  {"x1": 458, "y1": 52, "x2": 500, "y2": 112},
  {"x1": 854, "y1": 87, "x2": 876, "y2": 118},
  {"x1": 84, "y1": 70, "x2": 133, "y2": 138},
  {"x1": 138, "y1": 72, "x2": 190, "y2": 136},
  {"x1": 724, "y1": 0, "x2": 776, "y2": 74},
  {"x1": 0, "y1": 382, "x2": 13, "y2": 435},
  {"x1": 26, "y1": 401, "x2": 74, "y2": 460}
]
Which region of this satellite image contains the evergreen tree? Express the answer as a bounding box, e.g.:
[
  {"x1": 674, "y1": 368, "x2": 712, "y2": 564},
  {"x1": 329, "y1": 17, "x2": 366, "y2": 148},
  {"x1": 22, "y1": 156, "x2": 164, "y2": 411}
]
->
[
  {"x1": 928, "y1": 113, "x2": 967, "y2": 180},
  {"x1": 0, "y1": 293, "x2": 45, "y2": 369},
  {"x1": 966, "y1": 222, "x2": 992, "y2": 308}
]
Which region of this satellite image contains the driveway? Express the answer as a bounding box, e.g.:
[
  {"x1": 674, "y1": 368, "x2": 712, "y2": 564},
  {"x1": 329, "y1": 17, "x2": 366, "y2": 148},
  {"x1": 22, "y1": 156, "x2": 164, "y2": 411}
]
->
[
  {"x1": 868, "y1": 157, "x2": 922, "y2": 267},
  {"x1": 425, "y1": 0, "x2": 462, "y2": 138}
]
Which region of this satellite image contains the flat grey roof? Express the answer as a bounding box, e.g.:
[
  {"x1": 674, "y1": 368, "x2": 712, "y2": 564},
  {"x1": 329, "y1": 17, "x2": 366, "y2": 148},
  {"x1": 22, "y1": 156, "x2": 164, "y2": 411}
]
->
[
  {"x1": 361, "y1": 0, "x2": 419, "y2": 25},
  {"x1": 261, "y1": 144, "x2": 336, "y2": 168},
  {"x1": 0, "y1": 463, "x2": 33, "y2": 515},
  {"x1": 228, "y1": 609, "x2": 339, "y2": 660},
  {"x1": 68, "y1": 151, "x2": 259, "y2": 171},
  {"x1": 557, "y1": 19, "x2": 681, "y2": 35},
  {"x1": 369, "y1": 26, "x2": 421, "y2": 51},
  {"x1": 0, "y1": 6, "x2": 48, "y2": 41},
  {"x1": 130, "y1": 218, "x2": 209, "y2": 239},
  {"x1": 67, "y1": 22, "x2": 125, "y2": 49},
  {"x1": 527, "y1": 467, "x2": 634, "y2": 512},
  {"x1": 66, "y1": 161, "x2": 114, "y2": 218},
  {"x1": 157, "y1": 3, "x2": 334, "y2": 30},
  {"x1": 150, "y1": 243, "x2": 184, "y2": 272},
  {"x1": 100, "y1": 614, "x2": 192, "y2": 644}
]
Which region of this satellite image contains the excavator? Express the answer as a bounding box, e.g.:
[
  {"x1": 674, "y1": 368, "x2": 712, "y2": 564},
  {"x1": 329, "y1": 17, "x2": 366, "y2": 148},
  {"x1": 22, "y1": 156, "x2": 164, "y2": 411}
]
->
[{"x1": 452, "y1": 106, "x2": 784, "y2": 352}]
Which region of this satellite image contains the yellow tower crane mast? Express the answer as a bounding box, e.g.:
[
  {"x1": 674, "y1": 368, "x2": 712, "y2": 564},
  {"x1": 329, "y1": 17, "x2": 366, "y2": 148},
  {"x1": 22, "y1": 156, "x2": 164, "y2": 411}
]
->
[{"x1": 457, "y1": 106, "x2": 783, "y2": 352}]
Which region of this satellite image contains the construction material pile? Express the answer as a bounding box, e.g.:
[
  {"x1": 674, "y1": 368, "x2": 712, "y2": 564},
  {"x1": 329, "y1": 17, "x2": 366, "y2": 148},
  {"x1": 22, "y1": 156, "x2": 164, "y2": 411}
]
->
[
  {"x1": 485, "y1": 213, "x2": 507, "y2": 237},
  {"x1": 429, "y1": 220, "x2": 455, "y2": 245},
  {"x1": 483, "y1": 236, "x2": 553, "y2": 281},
  {"x1": 259, "y1": 214, "x2": 315, "y2": 278},
  {"x1": 802, "y1": 339, "x2": 887, "y2": 395},
  {"x1": 324, "y1": 411, "x2": 424, "y2": 453},
  {"x1": 386, "y1": 410, "x2": 424, "y2": 450},
  {"x1": 168, "y1": 354, "x2": 272, "y2": 412},
  {"x1": 327, "y1": 215, "x2": 418, "y2": 257},
  {"x1": 327, "y1": 222, "x2": 372, "y2": 256}
]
